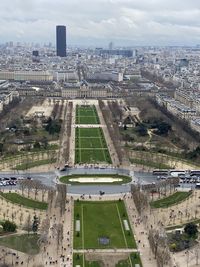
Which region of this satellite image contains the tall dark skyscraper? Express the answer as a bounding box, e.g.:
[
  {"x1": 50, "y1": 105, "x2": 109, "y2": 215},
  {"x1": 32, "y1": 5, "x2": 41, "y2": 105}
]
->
[{"x1": 56, "y1": 25, "x2": 66, "y2": 57}]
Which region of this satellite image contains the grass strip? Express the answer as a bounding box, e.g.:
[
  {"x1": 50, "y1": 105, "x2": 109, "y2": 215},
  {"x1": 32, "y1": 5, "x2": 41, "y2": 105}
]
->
[
  {"x1": 14, "y1": 158, "x2": 56, "y2": 170},
  {"x1": 0, "y1": 192, "x2": 48, "y2": 210},
  {"x1": 150, "y1": 191, "x2": 192, "y2": 209}
]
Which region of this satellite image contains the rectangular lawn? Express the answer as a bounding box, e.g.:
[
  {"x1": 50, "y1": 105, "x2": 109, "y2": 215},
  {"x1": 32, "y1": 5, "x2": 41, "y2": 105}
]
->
[
  {"x1": 74, "y1": 201, "x2": 136, "y2": 249},
  {"x1": 76, "y1": 105, "x2": 100, "y2": 124},
  {"x1": 75, "y1": 127, "x2": 112, "y2": 164}
]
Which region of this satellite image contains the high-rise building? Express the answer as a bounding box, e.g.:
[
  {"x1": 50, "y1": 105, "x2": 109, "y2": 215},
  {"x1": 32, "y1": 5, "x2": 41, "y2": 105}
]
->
[
  {"x1": 32, "y1": 50, "x2": 40, "y2": 62},
  {"x1": 56, "y1": 25, "x2": 66, "y2": 57},
  {"x1": 109, "y1": 42, "x2": 114, "y2": 50}
]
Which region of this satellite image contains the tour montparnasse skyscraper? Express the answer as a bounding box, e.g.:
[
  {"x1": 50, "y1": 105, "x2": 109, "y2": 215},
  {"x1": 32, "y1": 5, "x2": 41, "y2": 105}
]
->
[{"x1": 56, "y1": 25, "x2": 67, "y2": 57}]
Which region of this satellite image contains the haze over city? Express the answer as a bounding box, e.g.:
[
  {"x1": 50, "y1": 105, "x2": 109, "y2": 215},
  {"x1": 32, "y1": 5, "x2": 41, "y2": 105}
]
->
[{"x1": 1, "y1": 0, "x2": 200, "y2": 46}]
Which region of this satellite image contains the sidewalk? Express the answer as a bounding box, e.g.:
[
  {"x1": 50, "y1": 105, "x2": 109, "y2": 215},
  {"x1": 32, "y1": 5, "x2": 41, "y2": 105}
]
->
[{"x1": 125, "y1": 195, "x2": 157, "y2": 267}]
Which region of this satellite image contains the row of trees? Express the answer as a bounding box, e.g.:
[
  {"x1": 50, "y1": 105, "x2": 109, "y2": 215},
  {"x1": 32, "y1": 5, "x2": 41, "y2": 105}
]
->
[
  {"x1": 99, "y1": 100, "x2": 125, "y2": 164},
  {"x1": 149, "y1": 228, "x2": 171, "y2": 267},
  {"x1": 130, "y1": 184, "x2": 149, "y2": 214},
  {"x1": 65, "y1": 102, "x2": 73, "y2": 163},
  {"x1": 130, "y1": 181, "x2": 182, "y2": 266},
  {"x1": 150, "y1": 98, "x2": 200, "y2": 149},
  {"x1": 19, "y1": 179, "x2": 51, "y2": 201},
  {"x1": 130, "y1": 184, "x2": 170, "y2": 266},
  {"x1": 142, "y1": 177, "x2": 180, "y2": 199},
  {"x1": 107, "y1": 101, "x2": 123, "y2": 122}
]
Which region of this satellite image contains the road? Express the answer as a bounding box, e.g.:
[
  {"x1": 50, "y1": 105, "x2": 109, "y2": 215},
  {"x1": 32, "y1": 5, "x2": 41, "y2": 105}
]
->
[{"x1": 0, "y1": 168, "x2": 158, "y2": 195}]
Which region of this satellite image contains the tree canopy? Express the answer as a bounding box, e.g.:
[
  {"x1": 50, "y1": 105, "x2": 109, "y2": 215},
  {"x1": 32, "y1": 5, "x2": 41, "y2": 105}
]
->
[{"x1": 184, "y1": 223, "x2": 198, "y2": 238}]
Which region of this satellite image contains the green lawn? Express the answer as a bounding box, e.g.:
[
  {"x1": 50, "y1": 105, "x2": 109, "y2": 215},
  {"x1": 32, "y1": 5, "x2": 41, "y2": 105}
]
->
[
  {"x1": 75, "y1": 128, "x2": 112, "y2": 164},
  {"x1": 151, "y1": 191, "x2": 192, "y2": 209},
  {"x1": 74, "y1": 201, "x2": 136, "y2": 249},
  {"x1": 76, "y1": 105, "x2": 100, "y2": 124},
  {"x1": 0, "y1": 192, "x2": 48, "y2": 210},
  {"x1": 14, "y1": 158, "x2": 56, "y2": 170},
  {"x1": 76, "y1": 128, "x2": 103, "y2": 138},
  {"x1": 60, "y1": 174, "x2": 132, "y2": 185},
  {"x1": 0, "y1": 234, "x2": 40, "y2": 254},
  {"x1": 79, "y1": 138, "x2": 107, "y2": 149}
]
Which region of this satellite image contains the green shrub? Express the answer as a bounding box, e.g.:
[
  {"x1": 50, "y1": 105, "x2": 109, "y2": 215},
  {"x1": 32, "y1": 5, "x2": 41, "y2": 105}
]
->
[{"x1": 2, "y1": 220, "x2": 17, "y2": 233}]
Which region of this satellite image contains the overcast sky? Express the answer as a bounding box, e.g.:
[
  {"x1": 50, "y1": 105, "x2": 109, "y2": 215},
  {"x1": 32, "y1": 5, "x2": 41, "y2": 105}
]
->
[{"x1": 1, "y1": 0, "x2": 200, "y2": 46}]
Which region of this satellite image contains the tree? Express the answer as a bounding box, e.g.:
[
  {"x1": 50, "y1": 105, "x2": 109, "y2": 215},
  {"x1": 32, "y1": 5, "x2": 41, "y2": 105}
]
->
[
  {"x1": 0, "y1": 143, "x2": 3, "y2": 155},
  {"x1": 18, "y1": 180, "x2": 27, "y2": 196},
  {"x1": 155, "y1": 121, "x2": 171, "y2": 135},
  {"x1": 170, "y1": 243, "x2": 177, "y2": 251},
  {"x1": 184, "y1": 223, "x2": 198, "y2": 238},
  {"x1": 32, "y1": 215, "x2": 39, "y2": 233},
  {"x1": 41, "y1": 137, "x2": 48, "y2": 149},
  {"x1": 33, "y1": 141, "x2": 41, "y2": 149},
  {"x1": 23, "y1": 214, "x2": 32, "y2": 234},
  {"x1": 2, "y1": 220, "x2": 17, "y2": 232},
  {"x1": 135, "y1": 124, "x2": 148, "y2": 136},
  {"x1": 32, "y1": 180, "x2": 42, "y2": 200},
  {"x1": 45, "y1": 118, "x2": 61, "y2": 135}
]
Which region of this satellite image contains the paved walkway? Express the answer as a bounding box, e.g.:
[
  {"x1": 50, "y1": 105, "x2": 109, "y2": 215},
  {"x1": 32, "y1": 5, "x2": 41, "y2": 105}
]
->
[
  {"x1": 124, "y1": 196, "x2": 157, "y2": 267},
  {"x1": 73, "y1": 248, "x2": 138, "y2": 253}
]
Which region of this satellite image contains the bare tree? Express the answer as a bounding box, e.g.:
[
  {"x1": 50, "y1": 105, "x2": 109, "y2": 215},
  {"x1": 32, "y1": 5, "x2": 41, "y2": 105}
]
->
[
  {"x1": 55, "y1": 184, "x2": 67, "y2": 216},
  {"x1": 18, "y1": 180, "x2": 28, "y2": 196},
  {"x1": 130, "y1": 184, "x2": 149, "y2": 215},
  {"x1": 31, "y1": 180, "x2": 43, "y2": 200},
  {"x1": 149, "y1": 228, "x2": 172, "y2": 267},
  {"x1": 23, "y1": 214, "x2": 32, "y2": 234},
  {"x1": 41, "y1": 184, "x2": 50, "y2": 202}
]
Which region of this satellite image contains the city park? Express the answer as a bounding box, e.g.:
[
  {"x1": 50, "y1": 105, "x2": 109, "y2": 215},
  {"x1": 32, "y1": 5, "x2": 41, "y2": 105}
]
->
[{"x1": 0, "y1": 99, "x2": 200, "y2": 267}]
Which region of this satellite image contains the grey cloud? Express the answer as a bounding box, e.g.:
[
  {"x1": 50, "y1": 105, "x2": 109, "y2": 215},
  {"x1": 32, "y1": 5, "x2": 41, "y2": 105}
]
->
[{"x1": 0, "y1": 0, "x2": 200, "y2": 45}]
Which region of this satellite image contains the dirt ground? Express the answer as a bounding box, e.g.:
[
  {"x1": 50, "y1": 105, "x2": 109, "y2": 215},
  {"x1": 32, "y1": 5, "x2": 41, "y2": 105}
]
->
[
  {"x1": 85, "y1": 252, "x2": 130, "y2": 267},
  {"x1": 26, "y1": 98, "x2": 55, "y2": 118}
]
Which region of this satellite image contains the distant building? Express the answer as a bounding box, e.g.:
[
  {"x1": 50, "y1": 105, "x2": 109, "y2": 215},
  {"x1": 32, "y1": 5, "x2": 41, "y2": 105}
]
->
[
  {"x1": 61, "y1": 81, "x2": 113, "y2": 98},
  {"x1": 32, "y1": 50, "x2": 39, "y2": 57},
  {"x1": 53, "y1": 71, "x2": 78, "y2": 82},
  {"x1": 156, "y1": 93, "x2": 196, "y2": 120},
  {"x1": 0, "y1": 91, "x2": 19, "y2": 112},
  {"x1": 87, "y1": 71, "x2": 123, "y2": 82},
  {"x1": 190, "y1": 118, "x2": 200, "y2": 133},
  {"x1": 0, "y1": 71, "x2": 53, "y2": 82},
  {"x1": 32, "y1": 50, "x2": 40, "y2": 62},
  {"x1": 109, "y1": 42, "x2": 114, "y2": 50},
  {"x1": 56, "y1": 25, "x2": 67, "y2": 57},
  {"x1": 97, "y1": 49, "x2": 133, "y2": 58}
]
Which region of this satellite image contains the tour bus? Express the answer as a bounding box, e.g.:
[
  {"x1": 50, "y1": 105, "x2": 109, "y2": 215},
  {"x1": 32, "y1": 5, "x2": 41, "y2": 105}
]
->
[
  {"x1": 195, "y1": 183, "x2": 200, "y2": 189},
  {"x1": 190, "y1": 170, "x2": 200, "y2": 176},
  {"x1": 152, "y1": 170, "x2": 168, "y2": 176},
  {"x1": 169, "y1": 170, "x2": 186, "y2": 177}
]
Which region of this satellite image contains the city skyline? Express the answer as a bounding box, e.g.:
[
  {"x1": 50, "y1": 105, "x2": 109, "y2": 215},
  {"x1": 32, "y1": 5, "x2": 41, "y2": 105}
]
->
[{"x1": 1, "y1": 0, "x2": 200, "y2": 46}]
